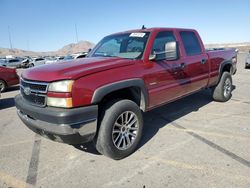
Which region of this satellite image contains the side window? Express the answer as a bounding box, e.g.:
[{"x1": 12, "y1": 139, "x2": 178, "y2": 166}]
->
[
  {"x1": 180, "y1": 31, "x2": 202, "y2": 56},
  {"x1": 151, "y1": 31, "x2": 176, "y2": 54}
]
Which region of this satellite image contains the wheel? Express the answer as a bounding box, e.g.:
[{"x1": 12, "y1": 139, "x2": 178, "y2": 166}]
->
[
  {"x1": 0, "y1": 80, "x2": 7, "y2": 92},
  {"x1": 212, "y1": 72, "x2": 232, "y2": 102},
  {"x1": 29, "y1": 63, "x2": 34, "y2": 68},
  {"x1": 95, "y1": 99, "x2": 143, "y2": 160}
]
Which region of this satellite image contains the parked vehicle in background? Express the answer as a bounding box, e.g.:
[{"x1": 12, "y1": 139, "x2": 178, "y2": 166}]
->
[
  {"x1": 15, "y1": 27, "x2": 237, "y2": 159},
  {"x1": 29, "y1": 57, "x2": 46, "y2": 67},
  {"x1": 0, "y1": 58, "x2": 6, "y2": 64},
  {"x1": 63, "y1": 55, "x2": 74, "y2": 61},
  {"x1": 245, "y1": 53, "x2": 250, "y2": 69},
  {"x1": 45, "y1": 56, "x2": 64, "y2": 64},
  {"x1": 63, "y1": 53, "x2": 88, "y2": 61},
  {"x1": 20, "y1": 57, "x2": 33, "y2": 68},
  {"x1": 0, "y1": 58, "x2": 23, "y2": 68},
  {"x1": 74, "y1": 53, "x2": 87, "y2": 59},
  {"x1": 0, "y1": 66, "x2": 19, "y2": 92}
]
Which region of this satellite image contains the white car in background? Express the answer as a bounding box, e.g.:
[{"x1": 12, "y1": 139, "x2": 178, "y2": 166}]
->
[
  {"x1": 63, "y1": 52, "x2": 88, "y2": 61},
  {"x1": 29, "y1": 57, "x2": 46, "y2": 67},
  {"x1": 45, "y1": 56, "x2": 64, "y2": 64},
  {"x1": 245, "y1": 54, "x2": 250, "y2": 69}
]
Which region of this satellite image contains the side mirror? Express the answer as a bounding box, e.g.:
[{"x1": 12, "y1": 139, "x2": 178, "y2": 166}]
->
[
  {"x1": 164, "y1": 41, "x2": 178, "y2": 60},
  {"x1": 88, "y1": 48, "x2": 92, "y2": 53},
  {"x1": 150, "y1": 41, "x2": 178, "y2": 61}
]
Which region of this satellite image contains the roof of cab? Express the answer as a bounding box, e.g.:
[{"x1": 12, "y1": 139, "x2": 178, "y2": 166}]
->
[{"x1": 108, "y1": 27, "x2": 197, "y2": 36}]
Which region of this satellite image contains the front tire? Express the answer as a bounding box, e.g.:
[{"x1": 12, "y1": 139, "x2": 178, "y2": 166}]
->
[
  {"x1": 0, "y1": 80, "x2": 7, "y2": 92},
  {"x1": 212, "y1": 72, "x2": 232, "y2": 102},
  {"x1": 95, "y1": 99, "x2": 143, "y2": 160}
]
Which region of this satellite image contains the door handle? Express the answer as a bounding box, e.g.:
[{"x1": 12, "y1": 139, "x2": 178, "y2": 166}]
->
[
  {"x1": 172, "y1": 63, "x2": 186, "y2": 73},
  {"x1": 201, "y1": 59, "x2": 207, "y2": 64},
  {"x1": 179, "y1": 62, "x2": 186, "y2": 70}
]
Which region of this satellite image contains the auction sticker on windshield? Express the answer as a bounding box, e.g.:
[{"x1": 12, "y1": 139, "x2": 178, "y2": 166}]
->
[{"x1": 129, "y1": 33, "x2": 146, "y2": 37}]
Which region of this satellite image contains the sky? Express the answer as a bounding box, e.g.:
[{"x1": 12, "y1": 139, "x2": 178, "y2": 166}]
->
[{"x1": 0, "y1": 0, "x2": 250, "y2": 52}]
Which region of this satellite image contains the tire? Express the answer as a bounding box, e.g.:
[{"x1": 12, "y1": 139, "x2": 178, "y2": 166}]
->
[
  {"x1": 212, "y1": 72, "x2": 232, "y2": 102},
  {"x1": 0, "y1": 79, "x2": 7, "y2": 92},
  {"x1": 95, "y1": 99, "x2": 143, "y2": 160},
  {"x1": 29, "y1": 63, "x2": 34, "y2": 68}
]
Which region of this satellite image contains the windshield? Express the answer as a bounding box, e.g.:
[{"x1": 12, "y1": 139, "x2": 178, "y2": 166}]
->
[{"x1": 89, "y1": 32, "x2": 150, "y2": 59}]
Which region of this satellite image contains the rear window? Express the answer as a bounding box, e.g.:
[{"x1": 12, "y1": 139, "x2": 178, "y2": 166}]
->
[{"x1": 180, "y1": 31, "x2": 202, "y2": 56}]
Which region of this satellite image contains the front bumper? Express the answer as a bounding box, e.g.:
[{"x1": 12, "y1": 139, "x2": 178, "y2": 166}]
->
[{"x1": 15, "y1": 94, "x2": 98, "y2": 144}]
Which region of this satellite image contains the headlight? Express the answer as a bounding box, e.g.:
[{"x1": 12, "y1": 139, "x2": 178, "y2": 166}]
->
[
  {"x1": 48, "y1": 80, "x2": 74, "y2": 92},
  {"x1": 47, "y1": 97, "x2": 73, "y2": 108}
]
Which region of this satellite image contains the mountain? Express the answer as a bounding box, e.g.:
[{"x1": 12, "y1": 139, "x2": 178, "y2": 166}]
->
[
  {"x1": 0, "y1": 40, "x2": 95, "y2": 57},
  {"x1": 57, "y1": 41, "x2": 94, "y2": 55}
]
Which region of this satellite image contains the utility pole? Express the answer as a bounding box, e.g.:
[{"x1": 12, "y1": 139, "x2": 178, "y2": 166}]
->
[
  {"x1": 8, "y1": 26, "x2": 13, "y2": 50},
  {"x1": 75, "y1": 23, "x2": 79, "y2": 43}
]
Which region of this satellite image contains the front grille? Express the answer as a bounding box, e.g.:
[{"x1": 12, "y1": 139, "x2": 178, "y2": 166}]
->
[
  {"x1": 20, "y1": 79, "x2": 47, "y2": 92},
  {"x1": 20, "y1": 79, "x2": 49, "y2": 107}
]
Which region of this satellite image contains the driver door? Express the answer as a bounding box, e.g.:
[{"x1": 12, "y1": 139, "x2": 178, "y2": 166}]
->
[{"x1": 144, "y1": 31, "x2": 188, "y2": 108}]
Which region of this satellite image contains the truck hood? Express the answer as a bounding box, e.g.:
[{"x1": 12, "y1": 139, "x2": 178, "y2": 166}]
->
[{"x1": 22, "y1": 57, "x2": 135, "y2": 82}]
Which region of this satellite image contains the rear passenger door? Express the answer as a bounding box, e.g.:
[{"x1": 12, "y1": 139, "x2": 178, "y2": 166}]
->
[{"x1": 179, "y1": 31, "x2": 209, "y2": 93}]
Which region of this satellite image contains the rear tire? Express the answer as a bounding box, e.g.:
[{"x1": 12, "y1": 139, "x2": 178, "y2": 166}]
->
[
  {"x1": 95, "y1": 99, "x2": 143, "y2": 160},
  {"x1": 0, "y1": 80, "x2": 7, "y2": 92},
  {"x1": 212, "y1": 72, "x2": 232, "y2": 102}
]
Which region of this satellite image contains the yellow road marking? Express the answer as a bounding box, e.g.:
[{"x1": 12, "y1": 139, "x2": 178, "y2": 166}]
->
[
  {"x1": 151, "y1": 156, "x2": 250, "y2": 183},
  {"x1": 0, "y1": 171, "x2": 28, "y2": 188},
  {"x1": 167, "y1": 127, "x2": 250, "y2": 140},
  {"x1": 151, "y1": 156, "x2": 203, "y2": 170},
  {"x1": 206, "y1": 112, "x2": 250, "y2": 120},
  {"x1": 0, "y1": 139, "x2": 40, "y2": 148},
  {"x1": 191, "y1": 110, "x2": 250, "y2": 120}
]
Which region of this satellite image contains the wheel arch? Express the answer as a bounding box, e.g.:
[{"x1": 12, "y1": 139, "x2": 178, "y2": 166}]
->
[
  {"x1": 219, "y1": 60, "x2": 233, "y2": 76},
  {"x1": 91, "y1": 79, "x2": 148, "y2": 112},
  {"x1": 0, "y1": 79, "x2": 7, "y2": 91}
]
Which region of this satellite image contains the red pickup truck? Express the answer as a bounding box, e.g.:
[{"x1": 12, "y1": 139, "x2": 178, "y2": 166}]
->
[{"x1": 15, "y1": 28, "x2": 237, "y2": 159}]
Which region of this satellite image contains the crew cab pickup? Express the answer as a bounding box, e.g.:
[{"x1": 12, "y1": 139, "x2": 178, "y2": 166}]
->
[{"x1": 15, "y1": 28, "x2": 237, "y2": 159}]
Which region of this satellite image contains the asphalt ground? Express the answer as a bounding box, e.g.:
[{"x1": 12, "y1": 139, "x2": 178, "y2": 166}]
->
[{"x1": 0, "y1": 53, "x2": 249, "y2": 188}]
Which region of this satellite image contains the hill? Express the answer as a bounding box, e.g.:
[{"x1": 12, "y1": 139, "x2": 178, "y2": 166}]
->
[
  {"x1": 0, "y1": 40, "x2": 95, "y2": 57},
  {"x1": 1, "y1": 41, "x2": 249, "y2": 58}
]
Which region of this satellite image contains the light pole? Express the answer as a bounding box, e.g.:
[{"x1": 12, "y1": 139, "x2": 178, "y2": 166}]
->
[
  {"x1": 75, "y1": 24, "x2": 79, "y2": 43},
  {"x1": 8, "y1": 26, "x2": 13, "y2": 50}
]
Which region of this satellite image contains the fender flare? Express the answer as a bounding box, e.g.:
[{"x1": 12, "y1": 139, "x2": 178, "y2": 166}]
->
[
  {"x1": 91, "y1": 79, "x2": 149, "y2": 111},
  {"x1": 215, "y1": 60, "x2": 233, "y2": 85},
  {"x1": 219, "y1": 60, "x2": 233, "y2": 76}
]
